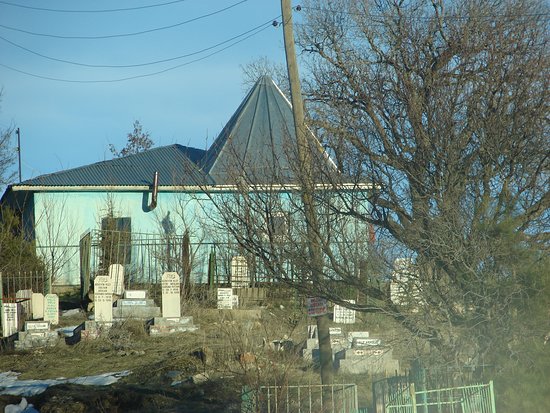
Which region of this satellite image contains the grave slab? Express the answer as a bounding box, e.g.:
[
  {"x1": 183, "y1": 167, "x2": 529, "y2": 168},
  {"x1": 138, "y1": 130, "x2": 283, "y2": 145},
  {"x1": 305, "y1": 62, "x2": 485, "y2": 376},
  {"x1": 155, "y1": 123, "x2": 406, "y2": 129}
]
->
[
  {"x1": 94, "y1": 276, "x2": 113, "y2": 323},
  {"x1": 161, "y1": 272, "x2": 181, "y2": 318},
  {"x1": 43, "y1": 294, "x2": 59, "y2": 325},
  {"x1": 32, "y1": 293, "x2": 44, "y2": 319}
]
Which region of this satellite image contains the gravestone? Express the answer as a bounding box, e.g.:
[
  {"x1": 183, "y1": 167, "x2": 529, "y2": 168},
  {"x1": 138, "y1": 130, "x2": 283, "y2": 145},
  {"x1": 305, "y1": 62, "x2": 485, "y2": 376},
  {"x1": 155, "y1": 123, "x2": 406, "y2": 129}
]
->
[
  {"x1": 333, "y1": 299, "x2": 356, "y2": 324},
  {"x1": 43, "y1": 294, "x2": 59, "y2": 325},
  {"x1": 124, "y1": 290, "x2": 146, "y2": 299},
  {"x1": 217, "y1": 288, "x2": 234, "y2": 309},
  {"x1": 109, "y1": 264, "x2": 125, "y2": 296},
  {"x1": 16, "y1": 289, "x2": 33, "y2": 318},
  {"x1": 230, "y1": 256, "x2": 249, "y2": 288},
  {"x1": 32, "y1": 293, "x2": 44, "y2": 319},
  {"x1": 161, "y1": 272, "x2": 181, "y2": 318},
  {"x1": 94, "y1": 275, "x2": 113, "y2": 323},
  {"x1": 2, "y1": 303, "x2": 19, "y2": 337}
]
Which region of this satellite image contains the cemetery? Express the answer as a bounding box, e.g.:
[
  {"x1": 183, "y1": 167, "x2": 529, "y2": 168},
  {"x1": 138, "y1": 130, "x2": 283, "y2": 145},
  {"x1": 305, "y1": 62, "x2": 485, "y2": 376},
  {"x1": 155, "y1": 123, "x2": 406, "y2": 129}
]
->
[{"x1": 0, "y1": 259, "x2": 423, "y2": 412}]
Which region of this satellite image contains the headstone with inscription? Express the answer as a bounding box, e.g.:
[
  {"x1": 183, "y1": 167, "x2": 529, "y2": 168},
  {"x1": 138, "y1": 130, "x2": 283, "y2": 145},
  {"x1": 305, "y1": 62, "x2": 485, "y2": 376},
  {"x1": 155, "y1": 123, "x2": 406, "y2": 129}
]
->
[
  {"x1": 333, "y1": 299, "x2": 356, "y2": 324},
  {"x1": 217, "y1": 288, "x2": 234, "y2": 309},
  {"x1": 32, "y1": 293, "x2": 44, "y2": 319},
  {"x1": 2, "y1": 303, "x2": 19, "y2": 337},
  {"x1": 16, "y1": 289, "x2": 33, "y2": 318},
  {"x1": 109, "y1": 264, "x2": 125, "y2": 296},
  {"x1": 230, "y1": 256, "x2": 249, "y2": 288},
  {"x1": 161, "y1": 272, "x2": 181, "y2": 318},
  {"x1": 43, "y1": 294, "x2": 59, "y2": 325},
  {"x1": 94, "y1": 275, "x2": 113, "y2": 323}
]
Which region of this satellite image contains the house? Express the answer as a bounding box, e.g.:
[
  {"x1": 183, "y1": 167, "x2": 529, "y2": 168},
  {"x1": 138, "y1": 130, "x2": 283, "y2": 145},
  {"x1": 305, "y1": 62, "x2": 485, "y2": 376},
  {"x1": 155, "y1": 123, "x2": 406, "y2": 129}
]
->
[{"x1": 1, "y1": 76, "x2": 369, "y2": 290}]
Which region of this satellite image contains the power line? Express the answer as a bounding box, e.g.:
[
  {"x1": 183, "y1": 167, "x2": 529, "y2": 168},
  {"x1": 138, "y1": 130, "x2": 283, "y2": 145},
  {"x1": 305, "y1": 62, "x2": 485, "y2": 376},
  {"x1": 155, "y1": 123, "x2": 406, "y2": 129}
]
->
[
  {"x1": 0, "y1": 20, "x2": 275, "y2": 68},
  {"x1": 301, "y1": 6, "x2": 550, "y2": 21},
  {"x1": 0, "y1": 0, "x2": 248, "y2": 39},
  {"x1": 0, "y1": 18, "x2": 278, "y2": 83},
  {"x1": 0, "y1": 0, "x2": 190, "y2": 13}
]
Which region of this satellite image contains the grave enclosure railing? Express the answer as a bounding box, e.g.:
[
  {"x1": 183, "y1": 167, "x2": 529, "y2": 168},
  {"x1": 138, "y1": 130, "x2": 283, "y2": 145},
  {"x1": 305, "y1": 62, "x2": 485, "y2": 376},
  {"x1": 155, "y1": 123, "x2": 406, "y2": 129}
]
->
[
  {"x1": 80, "y1": 230, "x2": 363, "y2": 294},
  {"x1": 242, "y1": 383, "x2": 359, "y2": 413}
]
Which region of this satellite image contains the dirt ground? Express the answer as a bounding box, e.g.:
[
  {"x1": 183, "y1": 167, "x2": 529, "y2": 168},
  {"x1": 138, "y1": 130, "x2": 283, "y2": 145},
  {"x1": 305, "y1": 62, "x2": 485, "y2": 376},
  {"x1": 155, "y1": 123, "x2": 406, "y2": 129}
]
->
[{"x1": 0, "y1": 300, "x2": 328, "y2": 412}]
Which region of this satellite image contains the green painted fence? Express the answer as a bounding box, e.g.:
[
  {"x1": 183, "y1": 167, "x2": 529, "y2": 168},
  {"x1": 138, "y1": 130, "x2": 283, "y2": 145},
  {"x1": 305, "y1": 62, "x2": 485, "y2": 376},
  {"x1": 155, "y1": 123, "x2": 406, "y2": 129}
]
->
[{"x1": 386, "y1": 381, "x2": 496, "y2": 413}]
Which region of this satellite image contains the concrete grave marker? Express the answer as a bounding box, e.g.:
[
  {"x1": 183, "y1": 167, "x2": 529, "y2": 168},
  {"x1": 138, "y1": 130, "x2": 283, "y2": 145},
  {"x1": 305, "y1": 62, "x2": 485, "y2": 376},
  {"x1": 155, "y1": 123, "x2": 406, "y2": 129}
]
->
[
  {"x1": 94, "y1": 275, "x2": 113, "y2": 323},
  {"x1": 230, "y1": 256, "x2": 249, "y2": 287},
  {"x1": 109, "y1": 264, "x2": 125, "y2": 296},
  {"x1": 2, "y1": 303, "x2": 19, "y2": 337},
  {"x1": 32, "y1": 293, "x2": 44, "y2": 319},
  {"x1": 16, "y1": 289, "x2": 33, "y2": 318},
  {"x1": 124, "y1": 290, "x2": 146, "y2": 299},
  {"x1": 161, "y1": 272, "x2": 181, "y2": 318},
  {"x1": 329, "y1": 327, "x2": 343, "y2": 335},
  {"x1": 333, "y1": 299, "x2": 356, "y2": 324},
  {"x1": 43, "y1": 294, "x2": 59, "y2": 325},
  {"x1": 217, "y1": 288, "x2": 234, "y2": 309}
]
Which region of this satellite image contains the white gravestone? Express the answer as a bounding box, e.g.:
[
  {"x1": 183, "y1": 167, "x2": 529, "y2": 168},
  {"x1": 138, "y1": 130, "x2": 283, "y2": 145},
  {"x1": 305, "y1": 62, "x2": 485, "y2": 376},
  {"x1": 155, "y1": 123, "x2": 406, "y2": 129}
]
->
[
  {"x1": 333, "y1": 299, "x2": 356, "y2": 324},
  {"x1": 43, "y1": 294, "x2": 59, "y2": 325},
  {"x1": 32, "y1": 293, "x2": 44, "y2": 319},
  {"x1": 230, "y1": 256, "x2": 249, "y2": 288},
  {"x1": 217, "y1": 288, "x2": 234, "y2": 309},
  {"x1": 2, "y1": 303, "x2": 19, "y2": 337},
  {"x1": 16, "y1": 289, "x2": 33, "y2": 318},
  {"x1": 161, "y1": 272, "x2": 181, "y2": 318},
  {"x1": 94, "y1": 276, "x2": 113, "y2": 323},
  {"x1": 109, "y1": 264, "x2": 125, "y2": 296}
]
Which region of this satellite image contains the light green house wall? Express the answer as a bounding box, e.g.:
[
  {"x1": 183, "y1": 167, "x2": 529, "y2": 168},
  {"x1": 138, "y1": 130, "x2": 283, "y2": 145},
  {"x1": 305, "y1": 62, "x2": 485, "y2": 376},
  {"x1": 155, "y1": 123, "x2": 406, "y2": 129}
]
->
[{"x1": 32, "y1": 190, "x2": 214, "y2": 286}]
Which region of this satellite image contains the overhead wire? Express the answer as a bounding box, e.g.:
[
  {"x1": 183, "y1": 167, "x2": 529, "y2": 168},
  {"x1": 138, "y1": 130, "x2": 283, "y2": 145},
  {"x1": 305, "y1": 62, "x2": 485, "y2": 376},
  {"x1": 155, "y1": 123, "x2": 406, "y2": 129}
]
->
[
  {"x1": 0, "y1": 16, "x2": 280, "y2": 83},
  {"x1": 0, "y1": 0, "x2": 191, "y2": 13},
  {"x1": 0, "y1": 0, "x2": 248, "y2": 39},
  {"x1": 0, "y1": 19, "x2": 276, "y2": 68}
]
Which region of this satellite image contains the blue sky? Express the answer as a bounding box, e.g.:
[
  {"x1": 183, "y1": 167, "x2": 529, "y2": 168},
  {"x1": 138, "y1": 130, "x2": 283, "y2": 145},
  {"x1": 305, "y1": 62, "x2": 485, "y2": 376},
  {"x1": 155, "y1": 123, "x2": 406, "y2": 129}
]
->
[{"x1": 0, "y1": 0, "x2": 290, "y2": 181}]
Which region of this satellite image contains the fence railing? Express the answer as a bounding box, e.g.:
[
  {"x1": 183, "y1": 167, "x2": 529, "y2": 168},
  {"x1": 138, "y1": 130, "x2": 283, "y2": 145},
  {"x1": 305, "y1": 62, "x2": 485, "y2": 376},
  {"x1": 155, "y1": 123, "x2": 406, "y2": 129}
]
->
[
  {"x1": 243, "y1": 383, "x2": 359, "y2": 413},
  {"x1": 386, "y1": 381, "x2": 496, "y2": 413}
]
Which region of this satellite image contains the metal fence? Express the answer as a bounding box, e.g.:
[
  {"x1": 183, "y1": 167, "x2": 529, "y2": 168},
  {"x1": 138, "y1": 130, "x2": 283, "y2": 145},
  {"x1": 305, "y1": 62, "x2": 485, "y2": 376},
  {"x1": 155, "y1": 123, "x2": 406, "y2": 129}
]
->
[
  {"x1": 386, "y1": 381, "x2": 496, "y2": 413},
  {"x1": 81, "y1": 229, "x2": 299, "y2": 290},
  {"x1": 243, "y1": 383, "x2": 359, "y2": 413}
]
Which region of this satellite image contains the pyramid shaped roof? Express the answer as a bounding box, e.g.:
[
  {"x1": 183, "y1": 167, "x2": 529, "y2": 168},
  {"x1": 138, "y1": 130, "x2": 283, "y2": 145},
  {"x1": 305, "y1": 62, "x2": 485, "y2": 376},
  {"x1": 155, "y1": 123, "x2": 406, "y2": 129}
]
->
[{"x1": 201, "y1": 76, "x2": 332, "y2": 184}]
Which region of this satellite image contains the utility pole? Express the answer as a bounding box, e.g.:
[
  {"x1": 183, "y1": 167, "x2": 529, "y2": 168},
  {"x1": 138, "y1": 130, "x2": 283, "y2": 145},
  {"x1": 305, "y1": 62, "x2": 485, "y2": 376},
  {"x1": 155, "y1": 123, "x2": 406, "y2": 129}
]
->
[
  {"x1": 280, "y1": 0, "x2": 334, "y2": 386},
  {"x1": 15, "y1": 128, "x2": 22, "y2": 183}
]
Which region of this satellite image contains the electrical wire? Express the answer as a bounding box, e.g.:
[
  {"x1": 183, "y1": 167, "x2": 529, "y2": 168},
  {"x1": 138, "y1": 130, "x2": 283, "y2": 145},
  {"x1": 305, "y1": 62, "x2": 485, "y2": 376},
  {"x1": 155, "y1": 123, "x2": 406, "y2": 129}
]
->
[
  {"x1": 301, "y1": 6, "x2": 550, "y2": 20},
  {"x1": 0, "y1": 19, "x2": 275, "y2": 68},
  {"x1": 0, "y1": 0, "x2": 248, "y2": 39},
  {"x1": 0, "y1": 0, "x2": 190, "y2": 13},
  {"x1": 0, "y1": 17, "x2": 279, "y2": 83}
]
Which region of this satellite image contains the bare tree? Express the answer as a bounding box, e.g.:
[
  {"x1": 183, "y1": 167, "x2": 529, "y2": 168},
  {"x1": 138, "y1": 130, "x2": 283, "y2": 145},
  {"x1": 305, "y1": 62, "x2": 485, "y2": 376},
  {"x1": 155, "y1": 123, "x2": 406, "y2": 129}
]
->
[
  {"x1": 0, "y1": 90, "x2": 16, "y2": 190},
  {"x1": 206, "y1": 0, "x2": 549, "y2": 373},
  {"x1": 295, "y1": 0, "x2": 549, "y2": 364},
  {"x1": 241, "y1": 57, "x2": 290, "y2": 97},
  {"x1": 109, "y1": 120, "x2": 154, "y2": 158}
]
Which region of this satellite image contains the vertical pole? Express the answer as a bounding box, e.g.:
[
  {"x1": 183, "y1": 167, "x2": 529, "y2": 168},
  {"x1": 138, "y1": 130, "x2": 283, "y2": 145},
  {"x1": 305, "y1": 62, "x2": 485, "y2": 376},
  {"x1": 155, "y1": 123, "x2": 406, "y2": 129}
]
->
[
  {"x1": 280, "y1": 0, "x2": 333, "y2": 386},
  {"x1": 16, "y1": 128, "x2": 22, "y2": 183},
  {"x1": 410, "y1": 382, "x2": 417, "y2": 413},
  {"x1": 0, "y1": 272, "x2": 3, "y2": 336},
  {"x1": 489, "y1": 380, "x2": 496, "y2": 413}
]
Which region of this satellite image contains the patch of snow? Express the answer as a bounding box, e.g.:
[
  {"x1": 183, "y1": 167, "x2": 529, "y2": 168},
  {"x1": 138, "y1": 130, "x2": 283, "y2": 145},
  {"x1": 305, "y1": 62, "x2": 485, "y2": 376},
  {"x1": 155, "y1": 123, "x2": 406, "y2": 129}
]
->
[
  {"x1": 4, "y1": 397, "x2": 39, "y2": 413},
  {"x1": 0, "y1": 370, "x2": 131, "y2": 397}
]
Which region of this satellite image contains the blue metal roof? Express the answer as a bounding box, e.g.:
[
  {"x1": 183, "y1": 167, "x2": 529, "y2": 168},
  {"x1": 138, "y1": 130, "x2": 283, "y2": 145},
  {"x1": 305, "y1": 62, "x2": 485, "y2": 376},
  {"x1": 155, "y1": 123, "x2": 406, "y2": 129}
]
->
[
  {"x1": 19, "y1": 144, "x2": 211, "y2": 187},
  {"x1": 201, "y1": 76, "x2": 331, "y2": 184}
]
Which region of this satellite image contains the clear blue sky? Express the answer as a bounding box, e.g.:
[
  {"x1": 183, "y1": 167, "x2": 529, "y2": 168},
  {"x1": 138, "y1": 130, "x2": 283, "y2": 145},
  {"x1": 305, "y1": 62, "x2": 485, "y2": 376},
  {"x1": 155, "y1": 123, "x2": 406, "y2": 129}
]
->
[{"x1": 0, "y1": 0, "x2": 290, "y2": 181}]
